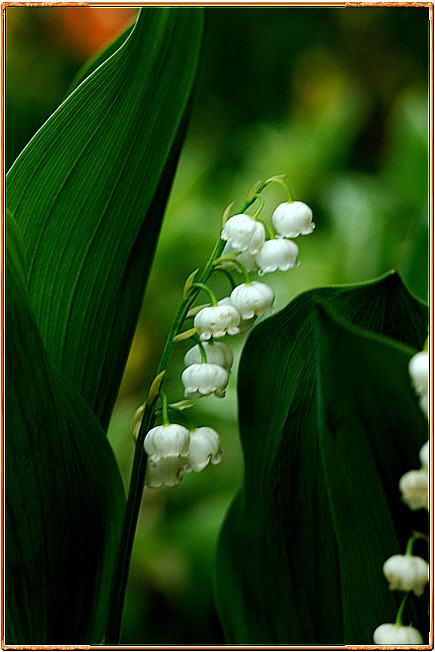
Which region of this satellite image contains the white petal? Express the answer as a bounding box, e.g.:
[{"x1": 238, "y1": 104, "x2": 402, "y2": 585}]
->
[
  {"x1": 373, "y1": 623, "x2": 424, "y2": 645},
  {"x1": 399, "y1": 468, "x2": 428, "y2": 511},
  {"x1": 186, "y1": 427, "x2": 222, "y2": 472},
  {"x1": 255, "y1": 239, "x2": 299, "y2": 276},
  {"x1": 182, "y1": 363, "x2": 229, "y2": 398},
  {"x1": 383, "y1": 554, "x2": 429, "y2": 596},
  {"x1": 144, "y1": 424, "x2": 190, "y2": 460},
  {"x1": 272, "y1": 201, "x2": 315, "y2": 238},
  {"x1": 230, "y1": 281, "x2": 275, "y2": 319},
  {"x1": 221, "y1": 214, "x2": 265, "y2": 254},
  {"x1": 145, "y1": 456, "x2": 187, "y2": 488},
  {"x1": 184, "y1": 342, "x2": 233, "y2": 372}
]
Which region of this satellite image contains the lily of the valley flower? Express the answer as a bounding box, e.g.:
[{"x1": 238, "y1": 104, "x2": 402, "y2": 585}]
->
[
  {"x1": 272, "y1": 201, "x2": 315, "y2": 238},
  {"x1": 373, "y1": 623, "x2": 424, "y2": 644},
  {"x1": 194, "y1": 304, "x2": 241, "y2": 340},
  {"x1": 182, "y1": 363, "x2": 229, "y2": 398},
  {"x1": 383, "y1": 554, "x2": 429, "y2": 597},
  {"x1": 185, "y1": 427, "x2": 222, "y2": 472},
  {"x1": 221, "y1": 213, "x2": 265, "y2": 255},
  {"x1": 255, "y1": 238, "x2": 299, "y2": 276},
  {"x1": 230, "y1": 281, "x2": 275, "y2": 319},
  {"x1": 144, "y1": 423, "x2": 190, "y2": 461},
  {"x1": 399, "y1": 468, "x2": 428, "y2": 511},
  {"x1": 184, "y1": 341, "x2": 233, "y2": 372}
]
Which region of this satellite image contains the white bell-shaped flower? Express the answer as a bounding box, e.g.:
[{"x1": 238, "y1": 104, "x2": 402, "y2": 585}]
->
[
  {"x1": 184, "y1": 341, "x2": 233, "y2": 372},
  {"x1": 144, "y1": 423, "x2": 190, "y2": 461},
  {"x1": 272, "y1": 201, "x2": 315, "y2": 238},
  {"x1": 409, "y1": 350, "x2": 429, "y2": 396},
  {"x1": 255, "y1": 238, "x2": 299, "y2": 276},
  {"x1": 399, "y1": 468, "x2": 428, "y2": 511},
  {"x1": 185, "y1": 427, "x2": 222, "y2": 473},
  {"x1": 419, "y1": 440, "x2": 429, "y2": 468},
  {"x1": 221, "y1": 213, "x2": 265, "y2": 255},
  {"x1": 194, "y1": 304, "x2": 240, "y2": 340},
  {"x1": 383, "y1": 554, "x2": 429, "y2": 597},
  {"x1": 218, "y1": 297, "x2": 257, "y2": 333},
  {"x1": 145, "y1": 456, "x2": 188, "y2": 488},
  {"x1": 230, "y1": 281, "x2": 275, "y2": 319},
  {"x1": 182, "y1": 363, "x2": 229, "y2": 398},
  {"x1": 373, "y1": 623, "x2": 424, "y2": 645}
]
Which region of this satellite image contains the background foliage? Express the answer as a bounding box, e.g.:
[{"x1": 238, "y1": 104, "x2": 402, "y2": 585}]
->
[{"x1": 6, "y1": 6, "x2": 429, "y2": 644}]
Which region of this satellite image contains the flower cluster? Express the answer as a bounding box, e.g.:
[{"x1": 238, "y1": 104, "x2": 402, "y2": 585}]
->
[
  {"x1": 221, "y1": 200, "x2": 314, "y2": 277},
  {"x1": 139, "y1": 180, "x2": 315, "y2": 488},
  {"x1": 372, "y1": 345, "x2": 429, "y2": 644},
  {"x1": 145, "y1": 424, "x2": 222, "y2": 488}
]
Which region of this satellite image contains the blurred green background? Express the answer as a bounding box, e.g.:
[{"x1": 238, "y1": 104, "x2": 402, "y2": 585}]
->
[{"x1": 6, "y1": 6, "x2": 429, "y2": 644}]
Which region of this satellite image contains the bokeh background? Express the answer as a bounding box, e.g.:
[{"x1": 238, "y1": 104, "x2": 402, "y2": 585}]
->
[{"x1": 6, "y1": 5, "x2": 429, "y2": 644}]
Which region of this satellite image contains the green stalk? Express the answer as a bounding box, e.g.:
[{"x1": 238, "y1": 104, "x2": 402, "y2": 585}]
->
[{"x1": 105, "y1": 186, "x2": 265, "y2": 643}]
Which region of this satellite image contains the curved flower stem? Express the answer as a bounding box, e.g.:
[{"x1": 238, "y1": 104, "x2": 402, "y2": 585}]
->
[
  {"x1": 257, "y1": 217, "x2": 275, "y2": 241},
  {"x1": 105, "y1": 186, "x2": 267, "y2": 643},
  {"x1": 405, "y1": 535, "x2": 416, "y2": 556},
  {"x1": 265, "y1": 175, "x2": 293, "y2": 202},
  {"x1": 212, "y1": 266, "x2": 237, "y2": 292},
  {"x1": 395, "y1": 594, "x2": 408, "y2": 626},
  {"x1": 191, "y1": 282, "x2": 218, "y2": 306},
  {"x1": 252, "y1": 193, "x2": 265, "y2": 220},
  {"x1": 225, "y1": 258, "x2": 251, "y2": 284}
]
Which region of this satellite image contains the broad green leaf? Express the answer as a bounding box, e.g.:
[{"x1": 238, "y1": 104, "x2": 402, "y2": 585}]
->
[
  {"x1": 6, "y1": 211, "x2": 126, "y2": 644},
  {"x1": 66, "y1": 18, "x2": 135, "y2": 95},
  {"x1": 315, "y1": 305, "x2": 428, "y2": 642},
  {"x1": 6, "y1": 7, "x2": 204, "y2": 429},
  {"x1": 215, "y1": 272, "x2": 428, "y2": 645}
]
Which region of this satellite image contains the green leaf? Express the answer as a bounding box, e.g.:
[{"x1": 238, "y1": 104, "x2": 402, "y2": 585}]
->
[
  {"x1": 6, "y1": 211, "x2": 126, "y2": 644},
  {"x1": 400, "y1": 205, "x2": 429, "y2": 304},
  {"x1": 6, "y1": 7, "x2": 204, "y2": 429},
  {"x1": 215, "y1": 272, "x2": 428, "y2": 645}
]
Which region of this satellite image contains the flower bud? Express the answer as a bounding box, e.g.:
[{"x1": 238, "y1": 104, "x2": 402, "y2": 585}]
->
[
  {"x1": 221, "y1": 214, "x2": 265, "y2": 255},
  {"x1": 144, "y1": 423, "x2": 190, "y2": 461},
  {"x1": 272, "y1": 201, "x2": 315, "y2": 238},
  {"x1": 184, "y1": 342, "x2": 233, "y2": 372},
  {"x1": 373, "y1": 623, "x2": 424, "y2": 645},
  {"x1": 399, "y1": 468, "x2": 428, "y2": 511},
  {"x1": 186, "y1": 427, "x2": 222, "y2": 472},
  {"x1": 383, "y1": 554, "x2": 429, "y2": 596},
  {"x1": 255, "y1": 238, "x2": 299, "y2": 276},
  {"x1": 145, "y1": 456, "x2": 188, "y2": 488},
  {"x1": 182, "y1": 363, "x2": 229, "y2": 398},
  {"x1": 230, "y1": 281, "x2": 275, "y2": 319},
  {"x1": 194, "y1": 304, "x2": 240, "y2": 340}
]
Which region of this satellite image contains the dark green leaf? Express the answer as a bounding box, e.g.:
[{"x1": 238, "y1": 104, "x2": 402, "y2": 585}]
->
[
  {"x1": 215, "y1": 272, "x2": 428, "y2": 645},
  {"x1": 6, "y1": 212, "x2": 126, "y2": 644},
  {"x1": 7, "y1": 7, "x2": 204, "y2": 429}
]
